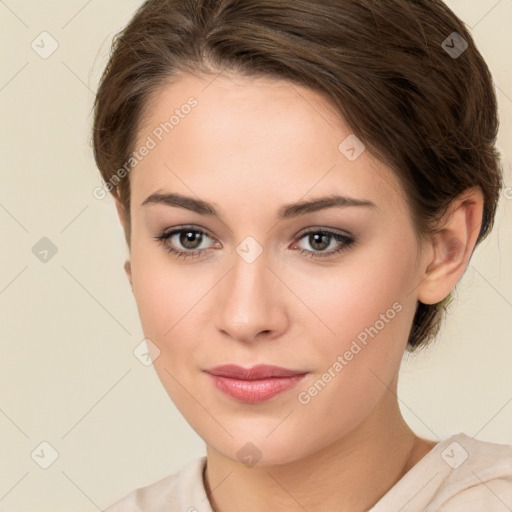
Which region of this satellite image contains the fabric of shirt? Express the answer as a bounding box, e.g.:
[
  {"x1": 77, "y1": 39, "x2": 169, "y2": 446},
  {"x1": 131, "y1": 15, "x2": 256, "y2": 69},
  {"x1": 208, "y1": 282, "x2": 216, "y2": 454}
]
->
[{"x1": 103, "y1": 432, "x2": 512, "y2": 511}]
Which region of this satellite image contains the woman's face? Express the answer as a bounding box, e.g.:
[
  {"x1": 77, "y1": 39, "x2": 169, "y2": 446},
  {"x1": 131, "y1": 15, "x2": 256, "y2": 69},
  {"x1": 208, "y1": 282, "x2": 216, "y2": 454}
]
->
[{"x1": 126, "y1": 72, "x2": 429, "y2": 465}]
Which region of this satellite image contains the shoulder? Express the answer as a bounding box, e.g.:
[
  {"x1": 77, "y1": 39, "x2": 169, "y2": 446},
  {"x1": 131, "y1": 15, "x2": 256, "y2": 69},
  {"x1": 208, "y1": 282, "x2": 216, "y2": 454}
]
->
[
  {"x1": 103, "y1": 456, "x2": 209, "y2": 512},
  {"x1": 370, "y1": 433, "x2": 512, "y2": 512},
  {"x1": 427, "y1": 433, "x2": 512, "y2": 511}
]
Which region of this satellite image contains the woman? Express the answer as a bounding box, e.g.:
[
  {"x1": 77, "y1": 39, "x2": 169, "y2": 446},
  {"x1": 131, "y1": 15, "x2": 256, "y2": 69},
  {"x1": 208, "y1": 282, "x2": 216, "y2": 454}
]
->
[{"x1": 93, "y1": 1, "x2": 512, "y2": 510}]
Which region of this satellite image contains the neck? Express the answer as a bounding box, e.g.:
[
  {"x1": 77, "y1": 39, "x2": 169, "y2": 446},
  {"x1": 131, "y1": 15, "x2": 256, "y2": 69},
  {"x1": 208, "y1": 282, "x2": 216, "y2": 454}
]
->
[{"x1": 203, "y1": 380, "x2": 435, "y2": 512}]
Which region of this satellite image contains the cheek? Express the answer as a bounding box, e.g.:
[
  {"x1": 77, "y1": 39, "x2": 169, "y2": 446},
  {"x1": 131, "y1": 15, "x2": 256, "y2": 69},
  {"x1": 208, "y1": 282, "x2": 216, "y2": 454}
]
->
[
  {"x1": 130, "y1": 229, "x2": 199, "y2": 326},
  {"x1": 129, "y1": 240, "x2": 220, "y2": 384},
  {"x1": 290, "y1": 243, "x2": 418, "y2": 425},
  {"x1": 130, "y1": 254, "x2": 203, "y2": 405},
  {"x1": 289, "y1": 251, "x2": 416, "y2": 440},
  {"x1": 293, "y1": 245, "x2": 416, "y2": 355},
  {"x1": 130, "y1": 239, "x2": 185, "y2": 351}
]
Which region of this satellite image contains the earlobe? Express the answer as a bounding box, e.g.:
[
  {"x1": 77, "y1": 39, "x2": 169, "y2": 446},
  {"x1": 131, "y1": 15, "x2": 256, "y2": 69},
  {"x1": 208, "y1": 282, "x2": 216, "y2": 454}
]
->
[
  {"x1": 417, "y1": 187, "x2": 484, "y2": 305},
  {"x1": 116, "y1": 199, "x2": 133, "y2": 290},
  {"x1": 124, "y1": 259, "x2": 133, "y2": 291}
]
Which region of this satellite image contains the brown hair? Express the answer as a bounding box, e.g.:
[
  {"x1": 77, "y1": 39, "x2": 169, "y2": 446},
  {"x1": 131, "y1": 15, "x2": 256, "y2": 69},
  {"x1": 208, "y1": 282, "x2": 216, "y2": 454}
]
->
[{"x1": 92, "y1": 0, "x2": 503, "y2": 351}]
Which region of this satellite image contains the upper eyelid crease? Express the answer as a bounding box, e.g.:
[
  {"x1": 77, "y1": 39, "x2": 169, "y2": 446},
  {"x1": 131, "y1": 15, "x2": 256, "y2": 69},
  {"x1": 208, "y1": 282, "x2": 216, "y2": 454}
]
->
[{"x1": 141, "y1": 192, "x2": 377, "y2": 220}]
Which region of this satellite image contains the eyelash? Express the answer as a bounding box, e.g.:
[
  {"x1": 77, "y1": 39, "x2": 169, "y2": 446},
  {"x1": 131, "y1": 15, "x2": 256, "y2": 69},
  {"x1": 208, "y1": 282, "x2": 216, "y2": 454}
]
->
[{"x1": 153, "y1": 225, "x2": 355, "y2": 261}]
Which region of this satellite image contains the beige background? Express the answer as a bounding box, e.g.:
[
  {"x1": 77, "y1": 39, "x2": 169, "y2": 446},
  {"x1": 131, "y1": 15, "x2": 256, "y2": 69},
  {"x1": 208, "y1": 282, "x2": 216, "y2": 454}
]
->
[{"x1": 0, "y1": 0, "x2": 511, "y2": 510}]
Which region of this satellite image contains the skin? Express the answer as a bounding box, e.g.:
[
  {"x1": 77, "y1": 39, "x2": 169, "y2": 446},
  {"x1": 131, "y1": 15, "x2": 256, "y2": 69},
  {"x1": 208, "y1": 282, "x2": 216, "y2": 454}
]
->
[{"x1": 115, "y1": 72, "x2": 484, "y2": 512}]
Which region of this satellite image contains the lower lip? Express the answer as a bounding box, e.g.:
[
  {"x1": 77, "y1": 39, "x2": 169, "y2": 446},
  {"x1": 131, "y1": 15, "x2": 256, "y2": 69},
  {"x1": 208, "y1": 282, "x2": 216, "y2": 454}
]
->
[{"x1": 206, "y1": 373, "x2": 307, "y2": 403}]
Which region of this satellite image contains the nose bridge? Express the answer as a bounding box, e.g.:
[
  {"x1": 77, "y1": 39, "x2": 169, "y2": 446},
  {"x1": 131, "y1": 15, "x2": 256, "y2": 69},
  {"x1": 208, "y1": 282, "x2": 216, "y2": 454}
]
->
[
  {"x1": 228, "y1": 245, "x2": 271, "y2": 319},
  {"x1": 214, "y1": 240, "x2": 286, "y2": 341}
]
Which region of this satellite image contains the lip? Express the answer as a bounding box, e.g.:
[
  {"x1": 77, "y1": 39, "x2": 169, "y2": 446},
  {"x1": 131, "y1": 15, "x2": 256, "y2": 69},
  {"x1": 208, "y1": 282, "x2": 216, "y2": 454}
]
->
[
  {"x1": 204, "y1": 364, "x2": 308, "y2": 403},
  {"x1": 204, "y1": 364, "x2": 307, "y2": 379}
]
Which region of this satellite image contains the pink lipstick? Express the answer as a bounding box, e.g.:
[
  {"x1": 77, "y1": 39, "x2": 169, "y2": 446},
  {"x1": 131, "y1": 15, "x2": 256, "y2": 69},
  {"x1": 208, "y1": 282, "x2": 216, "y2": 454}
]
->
[{"x1": 204, "y1": 364, "x2": 308, "y2": 403}]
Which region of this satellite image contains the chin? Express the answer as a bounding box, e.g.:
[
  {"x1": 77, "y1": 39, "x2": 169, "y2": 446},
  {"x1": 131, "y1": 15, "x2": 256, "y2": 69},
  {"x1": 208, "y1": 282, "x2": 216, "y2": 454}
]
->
[{"x1": 202, "y1": 427, "x2": 322, "y2": 468}]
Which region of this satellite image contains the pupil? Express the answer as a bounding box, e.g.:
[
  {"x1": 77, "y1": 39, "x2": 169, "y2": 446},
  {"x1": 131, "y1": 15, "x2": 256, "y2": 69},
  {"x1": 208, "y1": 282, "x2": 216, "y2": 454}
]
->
[
  {"x1": 311, "y1": 233, "x2": 329, "y2": 250},
  {"x1": 181, "y1": 231, "x2": 201, "y2": 249}
]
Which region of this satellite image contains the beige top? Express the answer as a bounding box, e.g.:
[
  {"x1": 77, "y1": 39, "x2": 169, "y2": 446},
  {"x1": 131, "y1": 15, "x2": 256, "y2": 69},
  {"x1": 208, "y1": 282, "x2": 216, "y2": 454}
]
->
[{"x1": 103, "y1": 433, "x2": 512, "y2": 511}]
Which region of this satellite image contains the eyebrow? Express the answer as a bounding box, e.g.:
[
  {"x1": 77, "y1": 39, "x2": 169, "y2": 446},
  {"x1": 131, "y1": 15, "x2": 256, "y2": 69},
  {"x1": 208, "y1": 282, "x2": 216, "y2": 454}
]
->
[{"x1": 141, "y1": 192, "x2": 376, "y2": 220}]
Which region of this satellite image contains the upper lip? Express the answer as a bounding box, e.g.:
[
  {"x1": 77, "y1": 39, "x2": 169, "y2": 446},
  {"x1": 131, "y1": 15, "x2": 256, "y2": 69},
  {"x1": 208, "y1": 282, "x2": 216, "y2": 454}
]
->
[{"x1": 204, "y1": 364, "x2": 307, "y2": 380}]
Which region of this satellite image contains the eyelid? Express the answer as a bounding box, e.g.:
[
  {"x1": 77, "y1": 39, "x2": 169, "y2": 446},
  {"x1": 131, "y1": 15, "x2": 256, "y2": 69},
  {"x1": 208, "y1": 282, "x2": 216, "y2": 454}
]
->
[
  {"x1": 156, "y1": 224, "x2": 215, "y2": 241},
  {"x1": 294, "y1": 226, "x2": 354, "y2": 239}
]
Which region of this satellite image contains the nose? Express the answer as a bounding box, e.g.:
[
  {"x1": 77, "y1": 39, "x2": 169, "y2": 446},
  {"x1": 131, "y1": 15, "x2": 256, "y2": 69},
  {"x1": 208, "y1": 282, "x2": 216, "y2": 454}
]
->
[{"x1": 214, "y1": 248, "x2": 290, "y2": 343}]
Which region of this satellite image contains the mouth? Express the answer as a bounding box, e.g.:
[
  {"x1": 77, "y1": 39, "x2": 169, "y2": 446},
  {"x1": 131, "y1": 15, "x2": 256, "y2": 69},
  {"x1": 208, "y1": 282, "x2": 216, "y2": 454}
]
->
[{"x1": 203, "y1": 364, "x2": 309, "y2": 403}]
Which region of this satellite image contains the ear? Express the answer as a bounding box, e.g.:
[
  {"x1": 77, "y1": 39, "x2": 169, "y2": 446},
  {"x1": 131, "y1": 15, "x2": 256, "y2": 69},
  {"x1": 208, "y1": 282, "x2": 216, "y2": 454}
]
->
[
  {"x1": 115, "y1": 199, "x2": 133, "y2": 290},
  {"x1": 417, "y1": 187, "x2": 484, "y2": 305}
]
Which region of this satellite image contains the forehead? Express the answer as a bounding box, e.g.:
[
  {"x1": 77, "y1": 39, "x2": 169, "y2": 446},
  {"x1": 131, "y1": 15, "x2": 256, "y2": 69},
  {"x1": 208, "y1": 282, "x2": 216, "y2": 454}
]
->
[{"x1": 131, "y1": 72, "x2": 406, "y2": 216}]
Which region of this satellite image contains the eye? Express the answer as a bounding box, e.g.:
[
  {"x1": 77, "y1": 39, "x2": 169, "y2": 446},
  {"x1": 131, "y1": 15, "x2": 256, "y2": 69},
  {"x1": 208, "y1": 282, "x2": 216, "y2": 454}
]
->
[
  {"x1": 154, "y1": 226, "x2": 355, "y2": 261},
  {"x1": 153, "y1": 226, "x2": 218, "y2": 260},
  {"x1": 292, "y1": 229, "x2": 355, "y2": 259}
]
